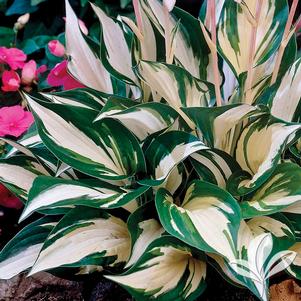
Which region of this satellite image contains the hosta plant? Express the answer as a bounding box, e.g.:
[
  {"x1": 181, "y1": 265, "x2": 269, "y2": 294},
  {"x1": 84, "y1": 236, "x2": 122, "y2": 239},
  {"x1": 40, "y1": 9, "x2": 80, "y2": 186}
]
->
[{"x1": 1, "y1": 0, "x2": 301, "y2": 300}]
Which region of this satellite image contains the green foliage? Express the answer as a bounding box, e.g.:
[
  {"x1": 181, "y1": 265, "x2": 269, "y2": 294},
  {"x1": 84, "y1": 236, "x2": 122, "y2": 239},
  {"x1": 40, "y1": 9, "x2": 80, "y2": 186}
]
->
[
  {"x1": 1, "y1": 0, "x2": 301, "y2": 301},
  {"x1": 0, "y1": 26, "x2": 14, "y2": 47}
]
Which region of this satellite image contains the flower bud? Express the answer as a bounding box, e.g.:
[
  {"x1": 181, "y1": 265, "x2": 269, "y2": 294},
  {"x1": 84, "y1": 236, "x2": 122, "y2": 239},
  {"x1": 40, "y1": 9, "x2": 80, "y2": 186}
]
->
[
  {"x1": 21, "y1": 60, "x2": 37, "y2": 85},
  {"x1": 17, "y1": 13, "x2": 30, "y2": 25},
  {"x1": 48, "y1": 40, "x2": 65, "y2": 57},
  {"x1": 14, "y1": 13, "x2": 30, "y2": 30}
]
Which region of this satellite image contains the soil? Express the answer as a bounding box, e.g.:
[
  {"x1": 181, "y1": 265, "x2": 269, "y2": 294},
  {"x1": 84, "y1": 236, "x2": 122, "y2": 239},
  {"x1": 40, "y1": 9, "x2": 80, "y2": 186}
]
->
[
  {"x1": 0, "y1": 273, "x2": 83, "y2": 301},
  {"x1": 0, "y1": 270, "x2": 257, "y2": 301},
  {"x1": 2, "y1": 269, "x2": 300, "y2": 301}
]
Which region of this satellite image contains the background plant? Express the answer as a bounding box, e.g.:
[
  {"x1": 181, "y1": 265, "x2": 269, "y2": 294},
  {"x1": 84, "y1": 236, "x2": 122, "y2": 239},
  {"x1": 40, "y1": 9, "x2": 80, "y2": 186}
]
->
[{"x1": 0, "y1": 0, "x2": 301, "y2": 300}]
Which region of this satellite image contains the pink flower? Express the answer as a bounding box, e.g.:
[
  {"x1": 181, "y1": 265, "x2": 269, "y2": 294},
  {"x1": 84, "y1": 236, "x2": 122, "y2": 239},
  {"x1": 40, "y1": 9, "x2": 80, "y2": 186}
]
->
[
  {"x1": 47, "y1": 60, "x2": 84, "y2": 90},
  {"x1": 0, "y1": 105, "x2": 34, "y2": 137},
  {"x1": 0, "y1": 47, "x2": 27, "y2": 70},
  {"x1": 48, "y1": 40, "x2": 65, "y2": 57},
  {"x1": 0, "y1": 184, "x2": 23, "y2": 209},
  {"x1": 21, "y1": 60, "x2": 47, "y2": 86},
  {"x1": 21, "y1": 60, "x2": 36, "y2": 85},
  {"x1": 1, "y1": 70, "x2": 21, "y2": 92},
  {"x1": 63, "y1": 17, "x2": 88, "y2": 35}
]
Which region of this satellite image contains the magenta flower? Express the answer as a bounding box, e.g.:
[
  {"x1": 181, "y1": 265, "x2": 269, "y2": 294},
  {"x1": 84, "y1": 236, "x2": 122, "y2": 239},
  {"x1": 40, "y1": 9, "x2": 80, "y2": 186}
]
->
[
  {"x1": 0, "y1": 47, "x2": 27, "y2": 70},
  {"x1": 0, "y1": 105, "x2": 34, "y2": 137},
  {"x1": 47, "y1": 60, "x2": 84, "y2": 90},
  {"x1": 48, "y1": 40, "x2": 65, "y2": 57},
  {"x1": 1, "y1": 70, "x2": 21, "y2": 92}
]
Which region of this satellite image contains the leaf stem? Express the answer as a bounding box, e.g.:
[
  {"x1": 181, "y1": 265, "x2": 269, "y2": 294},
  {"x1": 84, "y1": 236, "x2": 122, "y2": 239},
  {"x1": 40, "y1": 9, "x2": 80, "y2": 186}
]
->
[
  {"x1": 208, "y1": 0, "x2": 222, "y2": 107},
  {"x1": 133, "y1": 0, "x2": 143, "y2": 34},
  {"x1": 244, "y1": 0, "x2": 263, "y2": 104},
  {"x1": 163, "y1": 4, "x2": 173, "y2": 64},
  {"x1": 270, "y1": 0, "x2": 298, "y2": 85}
]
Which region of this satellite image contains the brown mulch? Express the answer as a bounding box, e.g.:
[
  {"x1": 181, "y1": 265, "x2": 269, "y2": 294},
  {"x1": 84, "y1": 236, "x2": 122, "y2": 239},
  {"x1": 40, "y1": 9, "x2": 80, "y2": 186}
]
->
[{"x1": 270, "y1": 279, "x2": 301, "y2": 301}]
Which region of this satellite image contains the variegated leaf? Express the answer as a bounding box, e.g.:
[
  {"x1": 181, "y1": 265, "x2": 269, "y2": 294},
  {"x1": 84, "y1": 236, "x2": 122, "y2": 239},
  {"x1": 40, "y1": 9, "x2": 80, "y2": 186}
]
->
[
  {"x1": 106, "y1": 236, "x2": 206, "y2": 301},
  {"x1": 2, "y1": 138, "x2": 63, "y2": 178},
  {"x1": 91, "y1": 3, "x2": 138, "y2": 85},
  {"x1": 5, "y1": 125, "x2": 42, "y2": 158},
  {"x1": 20, "y1": 176, "x2": 150, "y2": 221},
  {"x1": 241, "y1": 163, "x2": 301, "y2": 218},
  {"x1": 208, "y1": 253, "x2": 245, "y2": 287},
  {"x1": 190, "y1": 149, "x2": 241, "y2": 188},
  {"x1": 235, "y1": 220, "x2": 294, "y2": 298},
  {"x1": 286, "y1": 210, "x2": 301, "y2": 279},
  {"x1": 270, "y1": 58, "x2": 301, "y2": 122},
  {"x1": 41, "y1": 88, "x2": 106, "y2": 111},
  {"x1": 199, "y1": 0, "x2": 225, "y2": 25},
  {"x1": 65, "y1": 0, "x2": 112, "y2": 93},
  {"x1": 183, "y1": 104, "x2": 262, "y2": 155},
  {"x1": 25, "y1": 94, "x2": 145, "y2": 180},
  {"x1": 222, "y1": 62, "x2": 238, "y2": 103},
  {"x1": 123, "y1": 0, "x2": 157, "y2": 63},
  {"x1": 211, "y1": 216, "x2": 295, "y2": 298},
  {"x1": 158, "y1": 162, "x2": 188, "y2": 195},
  {"x1": 283, "y1": 213, "x2": 301, "y2": 241},
  {"x1": 207, "y1": 221, "x2": 253, "y2": 287},
  {"x1": 230, "y1": 233, "x2": 295, "y2": 301},
  {"x1": 142, "y1": 131, "x2": 208, "y2": 185},
  {"x1": 0, "y1": 217, "x2": 57, "y2": 280},
  {"x1": 126, "y1": 204, "x2": 164, "y2": 268},
  {"x1": 2, "y1": 137, "x2": 36, "y2": 159},
  {"x1": 54, "y1": 162, "x2": 78, "y2": 180},
  {"x1": 247, "y1": 214, "x2": 295, "y2": 249},
  {"x1": 287, "y1": 240, "x2": 301, "y2": 279},
  {"x1": 136, "y1": 61, "x2": 214, "y2": 127},
  {"x1": 140, "y1": 0, "x2": 211, "y2": 81},
  {"x1": 0, "y1": 156, "x2": 48, "y2": 200},
  {"x1": 217, "y1": 0, "x2": 287, "y2": 77},
  {"x1": 156, "y1": 180, "x2": 241, "y2": 261},
  {"x1": 95, "y1": 96, "x2": 138, "y2": 120},
  {"x1": 234, "y1": 115, "x2": 301, "y2": 194},
  {"x1": 12, "y1": 127, "x2": 76, "y2": 180},
  {"x1": 281, "y1": 200, "x2": 301, "y2": 215},
  {"x1": 136, "y1": 60, "x2": 214, "y2": 108},
  {"x1": 95, "y1": 102, "x2": 178, "y2": 141},
  {"x1": 29, "y1": 207, "x2": 131, "y2": 275}
]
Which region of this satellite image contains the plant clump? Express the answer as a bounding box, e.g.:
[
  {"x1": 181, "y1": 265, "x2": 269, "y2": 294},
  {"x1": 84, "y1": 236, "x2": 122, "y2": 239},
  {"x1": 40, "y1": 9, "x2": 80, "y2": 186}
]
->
[{"x1": 0, "y1": 0, "x2": 301, "y2": 300}]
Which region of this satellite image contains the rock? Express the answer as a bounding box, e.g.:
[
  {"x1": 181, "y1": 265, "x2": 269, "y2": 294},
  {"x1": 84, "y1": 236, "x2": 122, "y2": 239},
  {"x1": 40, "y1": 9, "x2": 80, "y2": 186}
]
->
[
  {"x1": 270, "y1": 279, "x2": 301, "y2": 301},
  {"x1": 0, "y1": 272, "x2": 83, "y2": 301}
]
